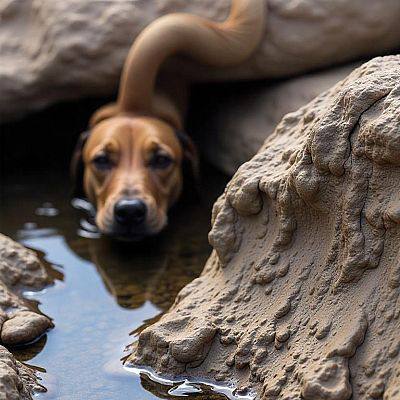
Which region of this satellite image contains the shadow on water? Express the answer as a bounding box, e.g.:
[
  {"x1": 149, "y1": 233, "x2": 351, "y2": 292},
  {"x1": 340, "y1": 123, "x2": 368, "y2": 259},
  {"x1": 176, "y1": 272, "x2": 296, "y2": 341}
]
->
[{"x1": 0, "y1": 167, "x2": 253, "y2": 400}]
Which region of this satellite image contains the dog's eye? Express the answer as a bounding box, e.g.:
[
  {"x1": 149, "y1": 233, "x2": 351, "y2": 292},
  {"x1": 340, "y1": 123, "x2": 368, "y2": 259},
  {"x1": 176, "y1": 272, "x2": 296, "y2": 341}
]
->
[
  {"x1": 149, "y1": 153, "x2": 173, "y2": 169},
  {"x1": 92, "y1": 153, "x2": 112, "y2": 170}
]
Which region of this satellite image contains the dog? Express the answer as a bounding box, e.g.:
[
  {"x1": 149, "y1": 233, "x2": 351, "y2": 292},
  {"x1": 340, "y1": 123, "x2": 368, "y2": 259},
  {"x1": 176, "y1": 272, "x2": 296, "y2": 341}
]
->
[{"x1": 72, "y1": 0, "x2": 265, "y2": 240}]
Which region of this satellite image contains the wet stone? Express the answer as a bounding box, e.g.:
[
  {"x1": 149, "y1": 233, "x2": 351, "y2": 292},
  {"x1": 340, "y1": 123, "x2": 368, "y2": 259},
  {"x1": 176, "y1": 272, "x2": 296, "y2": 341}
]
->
[{"x1": 1, "y1": 311, "x2": 53, "y2": 346}]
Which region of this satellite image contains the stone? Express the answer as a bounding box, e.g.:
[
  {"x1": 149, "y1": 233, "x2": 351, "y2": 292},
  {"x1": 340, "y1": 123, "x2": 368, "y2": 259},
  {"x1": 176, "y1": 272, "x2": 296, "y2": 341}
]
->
[
  {"x1": 197, "y1": 63, "x2": 360, "y2": 175},
  {"x1": 0, "y1": 345, "x2": 44, "y2": 400},
  {"x1": 0, "y1": 234, "x2": 53, "y2": 399},
  {"x1": 0, "y1": 234, "x2": 50, "y2": 289},
  {"x1": 1, "y1": 311, "x2": 52, "y2": 346},
  {"x1": 128, "y1": 56, "x2": 400, "y2": 399},
  {"x1": 1, "y1": 0, "x2": 399, "y2": 121}
]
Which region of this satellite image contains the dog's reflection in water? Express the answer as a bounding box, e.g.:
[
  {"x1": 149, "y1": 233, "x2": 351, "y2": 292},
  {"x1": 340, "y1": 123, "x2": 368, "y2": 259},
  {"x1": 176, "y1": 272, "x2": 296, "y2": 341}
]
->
[{"x1": 67, "y1": 199, "x2": 214, "y2": 313}]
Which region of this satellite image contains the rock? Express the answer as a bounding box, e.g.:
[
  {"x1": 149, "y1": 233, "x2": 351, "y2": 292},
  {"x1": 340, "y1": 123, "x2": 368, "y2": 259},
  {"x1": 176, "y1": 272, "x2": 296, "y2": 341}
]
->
[
  {"x1": 1, "y1": 0, "x2": 399, "y2": 121},
  {"x1": 1, "y1": 311, "x2": 52, "y2": 347},
  {"x1": 0, "y1": 345, "x2": 43, "y2": 400},
  {"x1": 0, "y1": 234, "x2": 53, "y2": 399},
  {"x1": 128, "y1": 56, "x2": 400, "y2": 399},
  {"x1": 0, "y1": 234, "x2": 53, "y2": 345},
  {"x1": 0, "y1": 234, "x2": 50, "y2": 289},
  {"x1": 383, "y1": 359, "x2": 400, "y2": 400},
  {"x1": 197, "y1": 63, "x2": 360, "y2": 175},
  {"x1": 301, "y1": 357, "x2": 352, "y2": 400}
]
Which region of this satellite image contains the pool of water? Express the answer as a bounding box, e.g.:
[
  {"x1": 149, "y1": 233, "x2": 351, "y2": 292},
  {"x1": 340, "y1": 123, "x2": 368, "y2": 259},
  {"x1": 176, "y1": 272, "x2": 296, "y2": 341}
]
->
[{"x1": 0, "y1": 168, "x2": 235, "y2": 399}]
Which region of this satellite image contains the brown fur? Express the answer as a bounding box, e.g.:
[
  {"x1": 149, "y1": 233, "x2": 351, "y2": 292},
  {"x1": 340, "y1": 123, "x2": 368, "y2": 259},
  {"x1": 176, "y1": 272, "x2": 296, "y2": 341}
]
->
[{"x1": 73, "y1": 0, "x2": 265, "y2": 238}]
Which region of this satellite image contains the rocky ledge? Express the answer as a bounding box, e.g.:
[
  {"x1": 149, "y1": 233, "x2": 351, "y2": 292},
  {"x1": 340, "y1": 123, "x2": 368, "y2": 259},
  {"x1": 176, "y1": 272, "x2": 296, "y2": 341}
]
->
[
  {"x1": 128, "y1": 56, "x2": 400, "y2": 399},
  {"x1": 1, "y1": 0, "x2": 399, "y2": 120},
  {"x1": 0, "y1": 234, "x2": 53, "y2": 399}
]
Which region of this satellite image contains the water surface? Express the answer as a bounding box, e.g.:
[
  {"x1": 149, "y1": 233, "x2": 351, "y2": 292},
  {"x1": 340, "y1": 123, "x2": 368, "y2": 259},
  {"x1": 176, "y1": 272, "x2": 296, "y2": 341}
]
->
[{"x1": 0, "y1": 168, "x2": 234, "y2": 399}]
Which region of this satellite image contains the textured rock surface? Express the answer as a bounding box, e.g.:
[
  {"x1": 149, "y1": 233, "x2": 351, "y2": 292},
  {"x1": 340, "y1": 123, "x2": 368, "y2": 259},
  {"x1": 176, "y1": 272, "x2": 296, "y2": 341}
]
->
[
  {"x1": 0, "y1": 345, "x2": 44, "y2": 400},
  {"x1": 1, "y1": 0, "x2": 400, "y2": 120},
  {"x1": 1, "y1": 311, "x2": 52, "y2": 347},
  {"x1": 129, "y1": 56, "x2": 400, "y2": 399},
  {"x1": 0, "y1": 234, "x2": 52, "y2": 399},
  {"x1": 198, "y1": 63, "x2": 360, "y2": 175}
]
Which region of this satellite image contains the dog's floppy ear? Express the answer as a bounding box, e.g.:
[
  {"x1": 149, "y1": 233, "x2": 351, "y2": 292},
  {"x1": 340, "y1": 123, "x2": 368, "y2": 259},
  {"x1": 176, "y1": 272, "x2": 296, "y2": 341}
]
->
[
  {"x1": 70, "y1": 103, "x2": 117, "y2": 198},
  {"x1": 89, "y1": 103, "x2": 118, "y2": 128},
  {"x1": 175, "y1": 130, "x2": 200, "y2": 194},
  {"x1": 70, "y1": 130, "x2": 90, "y2": 198}
]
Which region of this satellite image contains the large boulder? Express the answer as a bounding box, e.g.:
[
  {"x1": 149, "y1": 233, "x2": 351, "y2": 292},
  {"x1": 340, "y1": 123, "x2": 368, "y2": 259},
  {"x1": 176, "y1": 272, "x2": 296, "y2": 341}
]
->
[
  {"x1": 128, "y1": 56, "x2": 400, "y2": 399},
  {"x1": 1, "y1": 0, "x2": 399, "y2": 121},
  {"x1": 196, "y1": 63, "x2": 360, "y2": 175}
]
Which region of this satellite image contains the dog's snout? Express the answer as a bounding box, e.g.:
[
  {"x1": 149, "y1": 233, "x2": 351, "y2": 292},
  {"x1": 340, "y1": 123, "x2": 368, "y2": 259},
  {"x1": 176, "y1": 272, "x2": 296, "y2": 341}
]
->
[{"x1": 114, "y1": 198, "x2": 147, "y2": 226}]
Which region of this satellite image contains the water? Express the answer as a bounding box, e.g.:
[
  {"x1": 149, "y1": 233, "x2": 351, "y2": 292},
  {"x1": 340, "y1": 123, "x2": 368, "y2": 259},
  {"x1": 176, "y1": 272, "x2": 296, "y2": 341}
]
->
[{"x1": 0, "y1": 168, "x2": 243, "y2": 400}]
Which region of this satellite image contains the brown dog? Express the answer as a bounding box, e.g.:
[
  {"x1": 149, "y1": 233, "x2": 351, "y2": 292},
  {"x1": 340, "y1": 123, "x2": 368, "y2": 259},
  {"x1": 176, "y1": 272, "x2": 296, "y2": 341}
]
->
[{"x1": 72, "y1": 0, "x2": 265, "y2": 239}]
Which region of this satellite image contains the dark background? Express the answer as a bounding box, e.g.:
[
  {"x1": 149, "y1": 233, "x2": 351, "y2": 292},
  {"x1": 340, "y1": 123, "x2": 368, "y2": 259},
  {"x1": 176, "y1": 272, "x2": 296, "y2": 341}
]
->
[{"x1": 0, "y1": 79, "x2": 273, "y2": 178}]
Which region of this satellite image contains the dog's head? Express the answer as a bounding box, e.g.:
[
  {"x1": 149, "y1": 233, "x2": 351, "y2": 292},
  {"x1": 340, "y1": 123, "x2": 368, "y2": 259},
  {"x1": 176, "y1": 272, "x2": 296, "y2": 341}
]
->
[{"x1": 71, "y1": 111, "x2": 197, "y2": 240}]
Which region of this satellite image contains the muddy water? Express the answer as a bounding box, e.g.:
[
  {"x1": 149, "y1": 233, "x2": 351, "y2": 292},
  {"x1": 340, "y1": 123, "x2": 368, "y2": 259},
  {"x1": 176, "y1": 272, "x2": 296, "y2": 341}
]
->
[{"x1": 0, "y1": 168, "x2": 237, "y2": 400}]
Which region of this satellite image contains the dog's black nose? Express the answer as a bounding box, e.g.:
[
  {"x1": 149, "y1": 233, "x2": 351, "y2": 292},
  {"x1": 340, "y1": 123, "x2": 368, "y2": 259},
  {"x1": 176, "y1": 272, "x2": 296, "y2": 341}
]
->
[{"x1": 114, "y1": 199, "x2": 147, "y2": 226}]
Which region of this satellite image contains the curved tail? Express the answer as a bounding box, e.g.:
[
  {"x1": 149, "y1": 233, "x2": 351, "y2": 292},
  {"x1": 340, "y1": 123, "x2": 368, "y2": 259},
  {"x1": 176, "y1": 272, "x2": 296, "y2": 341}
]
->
[{"x1": 117, "y1": 0, "x2": 266, "y2": 115}]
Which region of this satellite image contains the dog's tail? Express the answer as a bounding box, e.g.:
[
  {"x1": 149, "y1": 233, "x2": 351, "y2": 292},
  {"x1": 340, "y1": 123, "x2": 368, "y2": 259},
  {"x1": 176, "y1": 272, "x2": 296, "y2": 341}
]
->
[{"x1": 117, "y1": 0, "x2": 266, "y2": 116}]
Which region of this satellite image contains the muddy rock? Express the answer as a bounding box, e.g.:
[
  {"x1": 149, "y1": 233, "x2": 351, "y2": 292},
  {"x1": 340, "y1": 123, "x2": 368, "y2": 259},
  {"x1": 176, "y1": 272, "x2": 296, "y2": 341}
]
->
[
  {"x1": 0, "y1": 233, "x2": 53, "y2": 344},
  {"x1": 128, "y1": 56, "x2": 400, "y2": 399},
  {"x1": 199, "y1": 63, "x2": 360, "y2": 175},
  {"x1": 1, "y1": 0, "x2": 399, "y2": 120},
  {"x1": 0, "y1": 234, "x2": 50, "y2": 289},
  {"x1": 0, "y1": 345, "x2": 44, "y2": 400},
  {"x1": 0, "y1": 234, "x2": 53, "y2": 399},
  {"x1": 1, "y1": 311, "x2": 52, "y2": 347}
]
